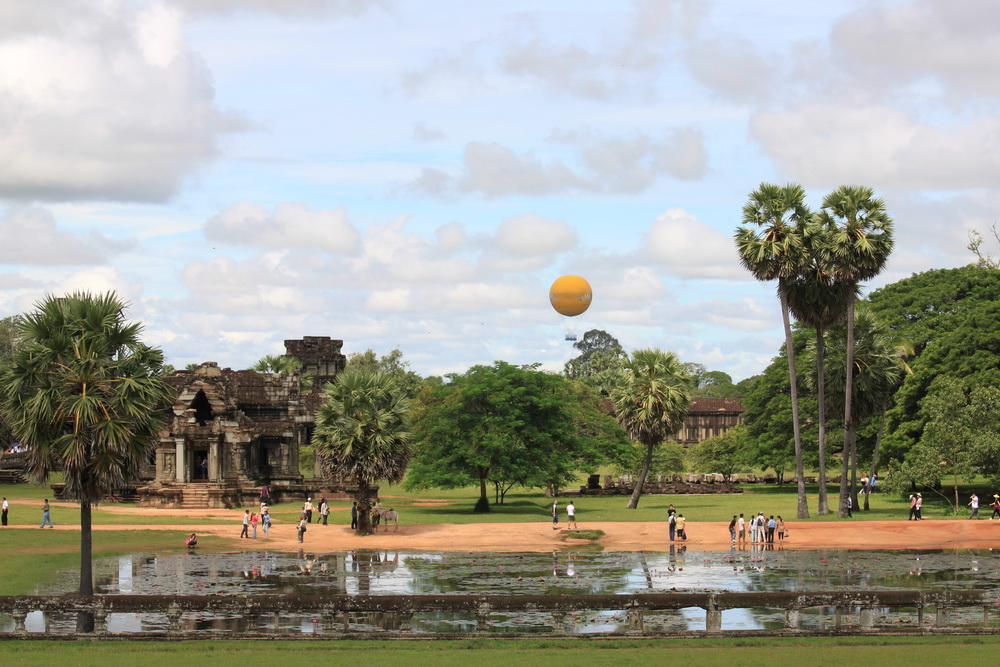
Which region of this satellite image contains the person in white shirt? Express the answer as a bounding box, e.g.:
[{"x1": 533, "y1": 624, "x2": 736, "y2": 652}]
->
[{"x1": 566, "y1": 501, "x2": 577, "y2": 530}]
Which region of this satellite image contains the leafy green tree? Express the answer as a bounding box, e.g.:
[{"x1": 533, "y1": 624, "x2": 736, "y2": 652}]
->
[
  {"x1": 347, "y1": 348, "x2": 423, "y2": 397},
  {"x1": 610, "y1": 348, "x2": 691, "y2": 509},
  {"x1": 884, "y1": 377, "x2": 1000, "y2": 512},
  {"x1": 809, "y1": 305, "x2": 911, "y2": 512},
  {"x1": 564, "y1": 330, "x2": 626, "y2": 396},
  {"x1": 0, "y1": 314, "x2": 25, "y2": 445},
  {"x1": 312, "y1": 370, "x2": 412, "y2": 534},
  {"x1": 692, "y1": 425, "x2": 750, "y2": 482},
  {"x1": 735, "y1": 182, "x2": 811, "y2": 517},
  {"x1": 251, "y1": 353, "x2": 313, "y2": 390},
  {"x1": 740, "y1": 330, "x2": 819, "y2": 484},
  {"x1": 407, "y1": 362, "x2": 574, "y2": 511},
  {"x1": 818, "y1": 185, "x2": 894, "y2": 517},
  {"x1": 870, "y1": 266, "x2": 1000, "y2": 463},
  {"x1": 786, "y1": 217, "x2": 854, "y2": 514},
  {"x1": 0, "y1": 292, "x2": 172, "y2": 631}
]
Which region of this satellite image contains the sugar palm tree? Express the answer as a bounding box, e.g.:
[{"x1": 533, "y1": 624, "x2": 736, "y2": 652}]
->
[
  {"x1": 812, "y1": 304, "x2": 911, "y2": 513},
  {"x1": 817, "y1": 185, "x2": 894, "y2": 517},
  {"x1": 0, "y1": 292, "x2": 172, "y2": 631},
  {"x1": 735, "y1": 182, "x2": 812, "y2": 518},
  {"x1": 312, "y1": 370, "x2": 412, "y2": 534},
  {"x1": 609, "y1": 348, "x2": 691, "y2": 510},
  {"x1": 785, "y1": 219, "x2": 855, "y2": 515}
]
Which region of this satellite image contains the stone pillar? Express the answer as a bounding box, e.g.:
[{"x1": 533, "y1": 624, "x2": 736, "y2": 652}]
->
[
  {"x1": 175, "y1": 438, "x2": 186, "y2": 483},
  {"x1": 12, "y1": 609, "x2": 27, "y2": 634},
  {"x1": 475, "y1": 602, "x2": 491, "y2": 633},
  {"x1": 551, "y1": 611, "x2": 567, "y2": 635},
  {"x1": 209, "y1": 439, "x2": 220, "y2": 482},
  {"x1": 859, "y1": 606, "x2": 874, "y2": 628},
  {"x1": 784, "y1": 608, "x2": 801, "y2": 629},
  {"x1": 93, "y1": 607, "x2": 108, "y2": 633},
  {"x1": 626, "y1": 608, "x2": 644, "y2": 634},
  {"x1": 166, "y1": 601, "x2": 182, "y2": 632},
  {"x1": 705, "y1": 599, "x2": 722, "y2": 631},
  {"x1": 936, "y1": 604, "x2": 949, "y2": 627}
]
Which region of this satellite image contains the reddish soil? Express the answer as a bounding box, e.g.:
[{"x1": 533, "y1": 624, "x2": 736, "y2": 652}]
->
[{"x1": 12, "y1": 499, "x2": 1000, "y2": 553}]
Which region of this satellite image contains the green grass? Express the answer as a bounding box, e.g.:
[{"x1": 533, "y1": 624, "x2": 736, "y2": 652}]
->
[{"x1": 2, "y1": 637, "x2": 1000, "y2": 666}]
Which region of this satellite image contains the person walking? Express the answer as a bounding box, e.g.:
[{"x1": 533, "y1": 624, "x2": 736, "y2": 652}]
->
[
  {"x1": 991, "y1": 495, "x2": 1000, "y2": 520},
  {"x1": 668, "y1": 507, "x2": 677, "y2": 542},
  {"x1": 262, "y1": 509, "x2": 270, "y2": 538},
  {"x1": 304, "y1": 497, "x2": 314, "y2": 523},
  {"x1": 566, "y1": 501, "x2": 578, "y2": 530},
  {"x1": 767, "y1": 515, "x2": 776, "y2": 543},
  {"x1": 908, "y1": 495, "x2": 917, "y2": 520},
  {"x1": 847, "y1": 495, "x2": 853, "y2": 518},
  {"x1": 1, "y1": 497, "x2": 8, "y2": 526},
  {"x1": 320, "y1": 498, "x2": 330, "y2": 525},
  {"x1": 39, "y1": 499, "x2": 53, "y2": 528},
  {"x1": 297, "y1": 514, "x2": 307, "y2": 543},
  {"x1": 969, "y1": 493, "x2": 980, "y2": 519},
  {"x1": 350, "y1": 502, "x2": 358, "y2": 529},
  {"x1": 250, "y1": 511, "x2": 258, "y2": 538},
  {"x1": 737, "y1": 513, "x2": 746, "y2": 545},
  {"x1": 915, "y1": 493, "x2": 923, "y2": 520},
  {"x1": 776, "y1": 516, "x2": 786, "y2": 543},
  {"x1": 240, "y1": 509, "x2": 250, "y2": 538},
  {"x1": 551, "y1": 499, "x2": 559, "y2": 530},
  {"x1": 728, "y1": 515, "x2": 737, "y2": 543}
]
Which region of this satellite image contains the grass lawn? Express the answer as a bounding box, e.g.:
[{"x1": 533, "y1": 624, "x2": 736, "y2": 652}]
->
[{"x1": 2, "y1": 637, "x2": 1000, "y2": 666}]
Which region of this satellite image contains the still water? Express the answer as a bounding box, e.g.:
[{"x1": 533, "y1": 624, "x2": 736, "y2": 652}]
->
[{"x1": 12, "y1": 546, "x2": 1000, "y2": 633}]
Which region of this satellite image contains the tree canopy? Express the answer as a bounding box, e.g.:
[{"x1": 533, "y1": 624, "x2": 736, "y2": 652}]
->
[{"x1": 407, "y1": 361, "x2": 628, "y2": 510}]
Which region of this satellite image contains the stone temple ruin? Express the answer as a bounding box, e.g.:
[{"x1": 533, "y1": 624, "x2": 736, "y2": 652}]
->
[{"x1": 137, "y1": 336, "x2": 353, "y2": 509}]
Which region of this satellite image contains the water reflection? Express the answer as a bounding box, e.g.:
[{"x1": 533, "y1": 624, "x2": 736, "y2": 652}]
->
[{"x1": 6, "y1": 547, "x2": 1000, "y2": 633}]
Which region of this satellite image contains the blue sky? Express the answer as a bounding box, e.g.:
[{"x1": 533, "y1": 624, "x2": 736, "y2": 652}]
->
[{"x1": 0, "y1": 0, "x2": 996, "y2": 380}]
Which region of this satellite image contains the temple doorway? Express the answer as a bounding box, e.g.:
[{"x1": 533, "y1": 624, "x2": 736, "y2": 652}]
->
[{"x1": 193, "y1": 449, "x2": 209, "y2": 481}]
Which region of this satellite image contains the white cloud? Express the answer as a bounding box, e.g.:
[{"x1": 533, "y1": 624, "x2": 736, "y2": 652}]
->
[
  {"x1": 0, "y1": 206, "x2": 130, "y2": 265},
  {"x1": 645, "y1": 208, "x2": 743, "y2": 278},
  {"x1": 165, "y1": 0, "x2": 388, "y2": 18},
  {"x1": 205, "y1": 202, "x2": 362, "y2": 253},
  {"x1": 0, "y1": 1, "x2": 241, "y2": 202},
  {"x1": 751, "y1": 105, "x2": 1000, "y2": 190},
  {"x1": 494, "y1": 214, "x2": 578, "y2": 256}
]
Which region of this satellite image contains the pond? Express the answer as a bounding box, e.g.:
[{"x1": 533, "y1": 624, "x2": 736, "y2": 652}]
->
[{"x1": 10, "y1": 545, "x2": 1000, "y2": 634}]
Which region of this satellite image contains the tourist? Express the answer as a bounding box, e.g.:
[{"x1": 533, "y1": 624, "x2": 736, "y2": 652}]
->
[
  {"x1": 372, "y1": 497, "x2": 384, "y2": 527},
  {"x1": 915, "y1": 493, "x2": 923, "y2": 520},
  {"x1": 260, "y1": 484, "x2": 270, "y2": 504},
  {"x1": 185, "y1": 533, "x2": 198, "y2": 547},
  {"x1": 250, "y1": 511, "x2": 258, "y2": 538},
  {"x1": 39, "y1": 498, "x2": 52, "y2": 528},
  {"x1": 199, "y1": 457, "x2": 208, "y2": 480},
  {"x1": 320, "y1": 498, "x2": 329, "y2": 525},
  {"x1": 728, "y1": 515, "x2": 737, "y2": 543},
  {"x1": 776, "y1": 516, "x2": 786, "y2": 543},
  {"x1": 860, "y1": 474, "x2": 869, "y2": 491},
  {"x1": 551, "y1": 499, "x2": 559, "y2": 530},
  {"x1": 675, "y1": 514, "x2": 687, "y2": 541},
  {"x1": 748, "y1": 513, "x2": 758, "y2": 543},
  {"x1": 350, "y1": 501, "x2": 358, "y2": 529},
  {"x1": 240, "y1": 509, "x2": 250, "y2": 538},
  {"x1": 969, "y1": 493, "x2": 980, "y2": 519},
  {"x1": 991, "y1": 495, "x2": 1000, "y2": 520},
  {"x1": 737, "y1": 513, "x2": 746, "y2": 545},
  {"x1": 262, "y1": 509, "x2": 271, "y2": 537},
  {"x1": 870, "y1": 473, "x2": 877, "y2": 493},
  {"x1": 908, "y1": 495, "x2": 917, "y2": 520},
  {"x1": 847, "y1": 494, "x2": 853, "y2": 518},
  {"x1": 668, "y1": 506, "x2": 677, "y2": 542},
  {"x1": 297, "y1": 513, "x2": 307, "y2": 543},
  {"x1": 1, "y1": 496, "x2": 7, "y2": 526},
  {"x1": 304, "y1": 497, "x2": 314, "y2": 523},
  {"x1": 566, "y1": 501, "x2": 577, "y2": 530},
  {"x1": 767, "y1": 515, "x2": 776, "y2": 543}
]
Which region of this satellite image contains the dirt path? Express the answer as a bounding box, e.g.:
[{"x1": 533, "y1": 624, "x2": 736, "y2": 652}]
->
[
  {"x1": 11, "y1": 499, "x2": 1000, "y2": 552},
  {"x1": 48, "y1": 517, "x2": 1000, "y2": 553}
]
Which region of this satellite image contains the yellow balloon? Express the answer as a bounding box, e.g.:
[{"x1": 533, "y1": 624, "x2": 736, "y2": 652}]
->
[{"x1": 549, "y1": 275, "x2": 592, "y2": 317}]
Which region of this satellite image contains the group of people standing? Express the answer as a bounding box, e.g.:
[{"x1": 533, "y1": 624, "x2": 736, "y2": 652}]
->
[
  {"x1": 240, "y1": 507, "x2": 271, "y2": 538},
  {"x1": 667, "y1": 505, "x2": 687, "y2": 542},
  {"x1": 730, "y1": 512, "x2": 785, "y2": 545},
  {"x1": 549, "y1": 499, "x2": 578, "y2": 530}
]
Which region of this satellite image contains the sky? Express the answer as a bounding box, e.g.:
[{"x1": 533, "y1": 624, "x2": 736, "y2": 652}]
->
[{"x1": 0, "y1": 0, "x2": 997, "y2": 381}]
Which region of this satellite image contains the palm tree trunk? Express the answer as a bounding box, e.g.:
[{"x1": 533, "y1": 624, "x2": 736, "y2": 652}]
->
[
  {"x1": 77, "y1": 499, "x2": 95, "y2": 632},
  {"x1": 849, "y1": 425, "x2": 859, "y2": 514},
  {"x1": 627, "y1": 441, "x2": 655, "y2": 509},
  {"x1": 816, "y1": 330, "x2": 829, "y2": 515},
  {"x1": 778, "y1": 280, "x2": 809, "y2": 519},
  {"x1": 839, "y1": 293, "x2": 856, "y2": 517},
  {"x1": 356, "y1": 479, "x2": 372, "y2": 534},
  {"x1": 864, "y1": 413, "x2": 886, "y2": 511}
]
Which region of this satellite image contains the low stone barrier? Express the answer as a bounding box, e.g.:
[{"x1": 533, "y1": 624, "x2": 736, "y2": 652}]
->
[{"x1": 0, "y1": 591, "x2": 992, "y2": 638}]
